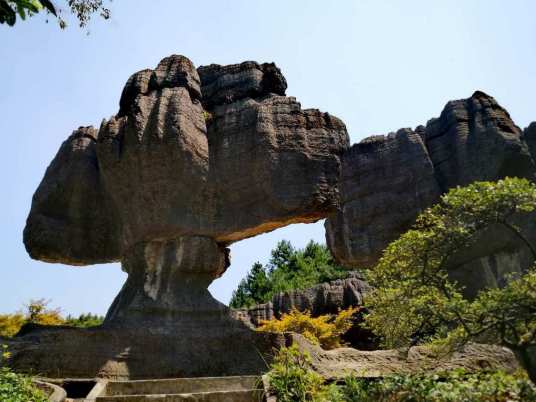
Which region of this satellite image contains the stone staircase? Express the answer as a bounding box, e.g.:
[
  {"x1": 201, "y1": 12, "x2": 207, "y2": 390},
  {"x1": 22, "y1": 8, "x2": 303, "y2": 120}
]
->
[{"x1": 86, "y1": 376, "x2": 265, "y2": 402}]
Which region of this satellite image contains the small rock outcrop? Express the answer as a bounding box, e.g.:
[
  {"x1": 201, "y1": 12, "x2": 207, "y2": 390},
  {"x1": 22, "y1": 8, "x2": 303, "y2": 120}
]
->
[
  {"x1": 288, "y1": 333, "x2": 520, "y2": 379},
  {"x1": 239, "y1": 272, "x2": 369, "y2": 326}
]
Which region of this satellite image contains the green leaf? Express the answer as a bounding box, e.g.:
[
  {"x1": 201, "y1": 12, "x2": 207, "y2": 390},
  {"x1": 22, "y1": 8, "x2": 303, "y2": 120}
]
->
[{"x1": 38, "y1": 0, "x2": 56, "y2": 16}]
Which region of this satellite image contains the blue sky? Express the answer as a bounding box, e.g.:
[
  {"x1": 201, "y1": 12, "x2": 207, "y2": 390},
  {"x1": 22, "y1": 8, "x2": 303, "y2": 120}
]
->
[{"x1": 1, "y1": 0, "x2": 535, "y2": 316}]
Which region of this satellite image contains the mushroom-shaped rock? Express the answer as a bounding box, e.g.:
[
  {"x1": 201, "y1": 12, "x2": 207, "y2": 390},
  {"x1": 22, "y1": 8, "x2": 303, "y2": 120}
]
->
[{"x1": 19, "y1": 55, "x2": 349, "y2": 379}]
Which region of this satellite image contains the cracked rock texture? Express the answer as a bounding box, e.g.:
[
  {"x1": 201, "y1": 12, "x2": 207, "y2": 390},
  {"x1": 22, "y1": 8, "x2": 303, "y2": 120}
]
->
[
  {"x1": 25, "y1": 55, "x2": 349, "y2": 265},
  {"x1": 19, "y1": 55, "x2": 536, "y2": 378},
  {"x1": 326, "y1": 91, "x2": 536, "y2": 280},
  {"x1": 239, "y1": 272, "x2": 369, "y2": 326}
]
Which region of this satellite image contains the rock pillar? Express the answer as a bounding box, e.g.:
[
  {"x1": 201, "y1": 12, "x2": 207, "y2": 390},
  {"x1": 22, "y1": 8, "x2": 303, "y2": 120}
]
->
[{"x1": 105, "y1": 236, "x2": 229, "y2": 325}]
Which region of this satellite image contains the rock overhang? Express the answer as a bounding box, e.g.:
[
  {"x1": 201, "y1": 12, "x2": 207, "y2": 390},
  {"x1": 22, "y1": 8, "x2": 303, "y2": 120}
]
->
[{"x1": 24, "y1": 54, "x2": 350, "y2": 265}]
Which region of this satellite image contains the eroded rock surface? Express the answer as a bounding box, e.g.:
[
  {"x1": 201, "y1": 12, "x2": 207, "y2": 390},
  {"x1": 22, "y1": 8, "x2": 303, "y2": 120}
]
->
[
  {"x1": 20, "y1": 55, "x2": 536, "y2": 379},
  {"x1": 23, "y1": 127, "x2": 120, "y2": 265},
  {"x1": 25, "y1": 55, "x2": 349, "y2": 264},
  {"x1": 239, "y1": 272, "x2": 369, "y2": 326},
  {"x1": 524, "y1": 121, "x2": 536, "y2": 160},
  {"x1": 198, "y1": 61, "x2": 287, "y2": 110},
  {"x1": 287, "y1": 334, "x2": 519, "y2": 379},
  {"x1": 207, "y1": 95, "x2": 349, "y2": 243},
  {"x1": 326, "y1": 91, "x2": 536, "y2": 271},
  {"x1": 325, "y1": 129, "x2": 441, "y2": 267}
]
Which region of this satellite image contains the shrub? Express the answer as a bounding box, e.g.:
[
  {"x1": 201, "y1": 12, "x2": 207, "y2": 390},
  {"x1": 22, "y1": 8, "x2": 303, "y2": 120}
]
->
[
  {"x1": 257, "y1": 307, "x2": 358, "y2": 349},
  {"x1": 0, "y1": 314, "x2": 25, "y2": 338},
  {"x1": 1, "y1": 345, "x2": 48, "y2": 402},
  {"x1": 338, "y1": 369, "x2": 536, "y2": 402},
  {"x1": 268, "y1": 344, "x2": 335, "y2": 402},
  {"x1": 364, "y1": 178, "x2": 536, "y2": 382},
  {"x1": 0, "y1": 300, "x2": 104, "y2": 337}
]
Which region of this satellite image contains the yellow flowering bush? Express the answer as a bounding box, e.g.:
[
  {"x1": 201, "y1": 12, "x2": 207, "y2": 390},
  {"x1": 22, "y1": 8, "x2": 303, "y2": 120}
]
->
[{"x1": 257, "y1": 307, "x2": 358, "y2": 349}]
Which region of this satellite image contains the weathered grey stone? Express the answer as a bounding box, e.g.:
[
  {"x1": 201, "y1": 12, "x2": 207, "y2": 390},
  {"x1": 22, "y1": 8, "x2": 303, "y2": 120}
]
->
[
  {"x1": 446, "y1": 215, "x2": 536, "y2": 298},
  {"x1": 424, "y1": 91, "x2": 534, "y2": 191},
  {"x1": 98, "y1": 86, "x2": 210, "y2": 251},
  {"x1": 198, "y1": 61, "x2": 287, "y2": 110},
  {"x1": 23, "y1": 127, "x2": 120, "y2": 265},
  {"x1": 105, "y1": 236, "x2": 229, "y2": 325},
  {"x1": 326, "y1": 91, "x2": 536, "y2": 269},
  {"x1": 288, "y1": 333, "x2": 520, "y2": 379},
  {"x1": 326, "y1": 128, "x2": 441, "y2": 267},
  {"x1": 19, "y1": 55, "x2": 349, "y2": 378},
  {"x1": 208, "y1": 95, "x2": 349, "y2": 243},
  {"x1": 236, "y1": 273, "x2": 376, "y2": 350},
  {"x1": 239, "y1": 272, "x2": 369, "y2": 326},
  {"x1": 118, "y1": 69, "x2": 152, "y2": 117},
  {"x1": 9, "y1": 325, "x2": 285, "y2": 379},
  {"x1": 524, "y1": 122, "x2": 536, "y2": 161}
]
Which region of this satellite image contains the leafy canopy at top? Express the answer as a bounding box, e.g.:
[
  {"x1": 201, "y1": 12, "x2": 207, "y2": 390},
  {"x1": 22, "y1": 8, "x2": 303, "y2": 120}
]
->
[
  {"x1": 229, "y1": 240, "x2": 349, "y2": 308},
  {"x1": 0, "y1": 0, "x2": 111, "y2": 28}
]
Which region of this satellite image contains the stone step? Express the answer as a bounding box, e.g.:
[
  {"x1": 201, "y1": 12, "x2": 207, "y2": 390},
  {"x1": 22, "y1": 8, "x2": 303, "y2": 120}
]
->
[
  {"x1": 101, "y1": 376, "x2": 262, "y2": 396},
  {"x1": 95, "y1": 389, "x2": 263, "y2": 402},
  {"x1": 90, "y1": 376, "x2": 265, "y2": 402}
]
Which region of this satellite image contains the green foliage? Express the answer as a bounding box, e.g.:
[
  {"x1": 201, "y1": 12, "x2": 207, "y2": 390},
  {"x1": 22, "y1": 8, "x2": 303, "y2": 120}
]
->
[
  {"x1": 268, "y1": 344, "x2": 333, "y2": 402},
  {"x1": 268, "y1": 345, "x2": 535, "y2": 401},
  {"x1": 230, "y1": 240, "x2": 348, "y2": 308},
  {"x1": 64, "y1": 313, "x2": 104, "y2": 328},
  {"x1": 0, "y1": 368, "x2": 48, "y2": 402},
  {"x1": 0, "y1": 0, "x2": 110, "y2": 28},
  {"x1": 337, "y1": 369, "x2": 536, "y2": 402},
  {"x1": 1, "y1": 346, "x2": 48, "y2": 402},
  {"x1": 0, "y1": 299, "x2": 103, "y2": 337},
  {"x1": 257, "y1": 307, "x2": 358, "y2": 349},
  {"x1": 364, "y1": 178, "x2": 536, "y2": 382}
]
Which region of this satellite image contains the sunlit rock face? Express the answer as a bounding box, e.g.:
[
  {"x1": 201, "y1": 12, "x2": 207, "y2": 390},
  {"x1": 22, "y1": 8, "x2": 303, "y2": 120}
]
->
[
  {"x1": 19, "y1": 54, "x2": 536, "y2": 379},
  {"x1": 325, "y1": 128, "x2": 442, "y2": 268},
  {"x1": 326, "y1": 91, "x2": 536, "y2": 293}
]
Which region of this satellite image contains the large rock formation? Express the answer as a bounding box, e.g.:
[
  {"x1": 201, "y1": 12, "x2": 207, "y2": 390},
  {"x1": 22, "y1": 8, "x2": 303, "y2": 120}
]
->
[
  {"x1": 19, "y1": 54, "x2": 536, "y2": 378},
  {"x1": 18, "y1": 55, "x2": 349, "y2": 378},
  {"x1": 326, "y1": 91, "x2": 536, "y2": 296}
]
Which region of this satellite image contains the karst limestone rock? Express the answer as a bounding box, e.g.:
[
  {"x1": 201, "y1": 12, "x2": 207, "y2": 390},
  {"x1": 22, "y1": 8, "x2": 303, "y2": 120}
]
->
[
  {"x1": 19, "y1": 54, "x2": 536, "y2": 378},
  {"x1": 325, "y1": 91, "x2": 536, "y2": 296},
  {"x1": 18, "y1": 55, "x2": 349, "y2": 378}
]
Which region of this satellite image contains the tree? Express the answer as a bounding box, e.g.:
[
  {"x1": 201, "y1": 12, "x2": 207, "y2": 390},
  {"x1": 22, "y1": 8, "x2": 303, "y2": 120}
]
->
[
  {"x1": 0, "y1": 0, "x2": 111, "y2": 28},
  {"x1": 364, "y1": 178, "x2": 536, "y2": 383},
  {"x1": 64, "y1": 312, "x2": 104, "y2": 328},
  {"x1": 25, "y1": 298, "x2": 63, "y2": 326},
  {"x1": 229, "y1": 240, "x2": 348, "y2": 308}
]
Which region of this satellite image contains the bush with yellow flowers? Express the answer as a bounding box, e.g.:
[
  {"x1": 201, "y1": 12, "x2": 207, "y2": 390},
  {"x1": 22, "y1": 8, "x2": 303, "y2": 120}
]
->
[{"x1": 257, "y1": 307, "x2": 358, "y2": 349}]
